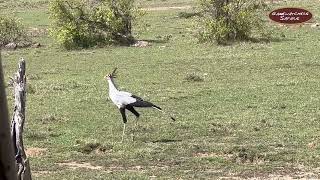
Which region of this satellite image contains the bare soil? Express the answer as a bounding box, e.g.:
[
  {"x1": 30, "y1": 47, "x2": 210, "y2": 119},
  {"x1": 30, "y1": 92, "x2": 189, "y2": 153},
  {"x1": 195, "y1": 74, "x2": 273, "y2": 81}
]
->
[
  {"x1": 142, "y1": 5, "x2": 192, "y2": 11},
  {"x1": 25, "y1": 147, "x2": 47, "y2": 157}
]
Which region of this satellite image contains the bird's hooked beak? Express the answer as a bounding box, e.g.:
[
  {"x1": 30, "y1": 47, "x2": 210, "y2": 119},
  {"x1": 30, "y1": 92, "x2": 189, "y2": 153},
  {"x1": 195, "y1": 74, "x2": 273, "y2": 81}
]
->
[
  {"x1": 111, "y1": 68, "x2": 117, "y2": 76},
  {"x1": 110, "y1": 68, "x2": 118, "y2": 78},
  {"x1": 105, "y1": 68, "x2": 118, "y2": 79}
]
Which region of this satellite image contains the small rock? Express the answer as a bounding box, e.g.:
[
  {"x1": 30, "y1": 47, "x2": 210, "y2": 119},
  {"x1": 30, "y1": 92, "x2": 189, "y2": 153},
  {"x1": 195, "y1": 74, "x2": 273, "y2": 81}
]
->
[
  {"x1": 31, "y1": 42, "x2": 41, "y2": 48},
  {"x1": 17, "y1": 41, "x2": 32, "y2": 48},
  {"x1": 311, "y1": 23, "x2": 320, "y2": 28},
  {"x1": 135, "y1": 165, "x2": 142, "y2": 170},
  {"x1": 131, "y1": 40, "x2": 150, "y2": 47},
  {"x1": 308, "y1": 142, "x2": 317, "y2": 149},
  {"x1": 5, "y1": 42, "x2": 17, "y2": 50}
]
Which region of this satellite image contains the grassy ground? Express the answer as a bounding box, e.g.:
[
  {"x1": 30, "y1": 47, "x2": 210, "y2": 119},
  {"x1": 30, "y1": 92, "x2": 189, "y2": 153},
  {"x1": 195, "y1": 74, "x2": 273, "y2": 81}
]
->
[{"x1": 1, "y1": 0, "x2": 320, "y2": 179}]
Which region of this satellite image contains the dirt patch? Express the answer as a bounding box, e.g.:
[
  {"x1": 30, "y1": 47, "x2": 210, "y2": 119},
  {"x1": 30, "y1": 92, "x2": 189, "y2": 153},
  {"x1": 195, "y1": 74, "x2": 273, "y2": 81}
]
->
[
  {"x1": 311, "y1": 23, "x2": 320, "y2": 28},
  {"x1": 41, "y1": 161, "x2": 320, "y2": 179},
  {"x1": 57, "y1": 161, "x2": 103, "y2": 170},
  {"x1": 142, "y1": 5, "x2": 192, "y2": 11},
  {"x1": 142, "y1": 1, "x2": 289, "y2": 11},
  {"x1": 149, "y1": 165, "x2": 169, "y2": 170},
  {"x1": 28, "y1": 27, "x2": 48, "y2": 37},
  {"x1": 26, "y1": 147, "x2": 47, "y2": 157},
  {"x1": 193, "y1": 152, "x2": 220, "y2": 158},
  {"x1": 76, "y1": 142, "x2": 113, "y2": 155},
  {"x1": 32, "y1": 171, "x2": 51, "y2": 177},
  {"x1": 219, "y1": 164, "x2": 320, "y2": 179},
  {"x1": 131, "y1": 40, "x2": 150, "y2": 47},
  {"x1": 219, "y1": 173, "x2": 318, "y2": 180}
]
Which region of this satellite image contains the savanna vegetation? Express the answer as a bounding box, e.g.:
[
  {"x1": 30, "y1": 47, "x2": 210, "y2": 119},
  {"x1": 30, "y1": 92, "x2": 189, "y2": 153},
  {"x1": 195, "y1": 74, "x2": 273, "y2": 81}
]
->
[
  {"x1": 198, "y1": 0, "x2": 271, "y2": 44},
  {"x1": 49, "y1": 0, "x2": 138, "y2": 49},
  {"x1": 0, "y1": 15, "x2": 29, "y2": 47},
  {"x1": 1, "y1": 0, "x2": 320, "y2": 179}
]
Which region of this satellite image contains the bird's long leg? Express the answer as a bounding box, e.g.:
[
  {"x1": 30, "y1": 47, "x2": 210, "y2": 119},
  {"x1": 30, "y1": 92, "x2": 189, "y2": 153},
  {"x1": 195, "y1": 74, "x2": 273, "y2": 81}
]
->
[
  {"x1": 132, "y1": 117, "x2": 139, "y2": 142},
  {"x1": 125, "y1": 105, "x2": 140, "y2": 142},
  {"x1": 122, "y1": 123, "x2": 126, "y2": 142},
  {"x1": 119, "y1": 108, "x2": 127, "y2": 142}
]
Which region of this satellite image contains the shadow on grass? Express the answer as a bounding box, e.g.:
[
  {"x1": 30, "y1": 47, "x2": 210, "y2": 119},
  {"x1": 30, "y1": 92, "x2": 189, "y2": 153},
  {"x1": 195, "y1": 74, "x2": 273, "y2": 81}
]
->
[
  {"x1": 248, "y1": 36, "x2": 294, "y2": 43},
  {"x1": 26, "y1": 132, "x2": 48, "y2": 141},
  {"x1": 209, "y1": 33, "x2": 294, "y2": 46},
  {"x1": 150, "y1": 139, "x2": 182, "y2": 143},
  {"x1": 177, "y1": 12, "x2": 202, "y2": 19},
  {"x1": 139, "y1": 39, "x2": 169, "y2": 44}
]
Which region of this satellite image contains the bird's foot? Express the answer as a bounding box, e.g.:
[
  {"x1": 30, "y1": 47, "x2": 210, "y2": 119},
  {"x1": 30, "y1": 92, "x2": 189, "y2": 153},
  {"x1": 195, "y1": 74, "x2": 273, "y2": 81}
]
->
[{"x1": 121, "y1": 123, "x2": 126, "y2": 143}]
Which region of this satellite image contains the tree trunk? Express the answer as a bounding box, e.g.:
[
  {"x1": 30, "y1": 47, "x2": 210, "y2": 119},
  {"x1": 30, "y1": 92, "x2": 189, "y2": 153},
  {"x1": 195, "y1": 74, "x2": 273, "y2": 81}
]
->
[
  {"x1": 0, "y1": 53, "x2": 18, "y2": 180},
  {"x1": 11, "y1": 58, "x2": 32, "y2": 180}
]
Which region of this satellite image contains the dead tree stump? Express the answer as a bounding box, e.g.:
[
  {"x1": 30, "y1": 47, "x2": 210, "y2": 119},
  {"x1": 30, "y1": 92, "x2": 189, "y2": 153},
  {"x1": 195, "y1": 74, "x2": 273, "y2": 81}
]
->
[
  {"x1": 11, "y1": 58, "x2": 32, "y2": 180},
  {"x1": 0, "y1": 53, "x2": 18, "y2": 180}
]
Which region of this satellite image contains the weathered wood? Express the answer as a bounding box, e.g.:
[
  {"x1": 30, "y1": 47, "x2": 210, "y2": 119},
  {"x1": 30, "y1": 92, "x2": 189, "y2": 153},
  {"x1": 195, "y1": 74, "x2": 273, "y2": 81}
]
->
[
  {"x1": 0, "y1": 53, "x2": 18, "y2": 180},
  {"x1": 11, "y1": 58, "x2": 32, "y2": 180}
]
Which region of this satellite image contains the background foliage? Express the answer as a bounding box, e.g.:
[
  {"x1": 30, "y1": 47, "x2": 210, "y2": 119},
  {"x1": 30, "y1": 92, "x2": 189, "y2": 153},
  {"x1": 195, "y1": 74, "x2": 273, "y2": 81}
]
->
[
  {"x1": 49, "y1": 0, "x2": 137, "y2": 49},
  {"x1": 2, "y1": 0, "x2": 320, "y2": 179},
  {"x1": 198, "y1": 0, "x2": 270, "y2": 44},
  {"x1": 0, "y1": 15, "x2": 29, "y2": 47}
]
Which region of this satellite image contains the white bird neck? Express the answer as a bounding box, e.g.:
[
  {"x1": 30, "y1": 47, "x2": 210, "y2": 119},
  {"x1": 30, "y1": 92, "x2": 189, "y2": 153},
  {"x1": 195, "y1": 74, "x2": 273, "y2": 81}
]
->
[{"x1": 107, "y1": 78, "x2": 118, "y2": 93}]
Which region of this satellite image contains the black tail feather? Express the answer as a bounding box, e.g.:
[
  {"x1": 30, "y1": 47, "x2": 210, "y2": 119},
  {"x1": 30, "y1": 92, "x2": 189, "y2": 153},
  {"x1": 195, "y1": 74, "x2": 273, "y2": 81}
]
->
[
  {"x1": 152, "y1": 104, "x2": 162, "y2": 110},
  {"x1": 129, "y1": 100, "x2": 175, "y2": 121},
  {"x1": 130, "y1": 100, "x2": 160, "y2": 109}
]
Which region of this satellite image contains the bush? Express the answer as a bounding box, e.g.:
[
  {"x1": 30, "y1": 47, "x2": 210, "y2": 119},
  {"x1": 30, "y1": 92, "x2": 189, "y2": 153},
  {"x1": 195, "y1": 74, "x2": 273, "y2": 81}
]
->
[
  {"x1": 0, "y1": 15, "x2": 29, "y2": 47},
  {"x1": 198, "y1": 0, "x2": 269, "y2": 44},
  {"x1": 49, "y1": 0, "x2": 138, "y2": 49}
]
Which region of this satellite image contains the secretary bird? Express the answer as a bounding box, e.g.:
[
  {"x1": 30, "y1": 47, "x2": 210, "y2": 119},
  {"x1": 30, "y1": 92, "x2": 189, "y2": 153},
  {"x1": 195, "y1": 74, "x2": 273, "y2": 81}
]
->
[{"x1": 105, "y1": 68, "x2": 175, "y2": 141}]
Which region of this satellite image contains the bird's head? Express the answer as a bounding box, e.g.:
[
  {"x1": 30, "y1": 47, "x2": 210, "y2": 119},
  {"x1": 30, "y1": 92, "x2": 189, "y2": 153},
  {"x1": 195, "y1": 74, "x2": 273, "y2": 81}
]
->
[{"x1": 105, "y1": 68, "x2": 117, "y2": 80}]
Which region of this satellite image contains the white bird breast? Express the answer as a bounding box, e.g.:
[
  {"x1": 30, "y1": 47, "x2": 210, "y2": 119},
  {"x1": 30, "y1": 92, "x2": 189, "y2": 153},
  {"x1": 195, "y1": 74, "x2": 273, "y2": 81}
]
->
[{"x1": 110, "y1": 91, "x2": 137, "y2": 108}]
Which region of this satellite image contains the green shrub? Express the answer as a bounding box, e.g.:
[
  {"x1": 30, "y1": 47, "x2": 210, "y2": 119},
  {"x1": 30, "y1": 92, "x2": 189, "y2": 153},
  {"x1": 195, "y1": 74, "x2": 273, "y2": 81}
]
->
[
  {"x1": 198, "y1": 0, "x2": 269, "y2": 44},
  {"x1": 49, "y1": 0, "x2": 138, "y2": 49},
  {"x1": 0, "y1": 15, "x2": 28, "y2": 46}
]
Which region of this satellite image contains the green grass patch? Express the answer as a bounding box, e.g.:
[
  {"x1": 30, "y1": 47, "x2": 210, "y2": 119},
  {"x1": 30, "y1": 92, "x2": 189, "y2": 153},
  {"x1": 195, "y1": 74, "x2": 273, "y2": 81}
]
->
[{"x1": 2, "y1": 0, "x2": 320, "y2": 179}]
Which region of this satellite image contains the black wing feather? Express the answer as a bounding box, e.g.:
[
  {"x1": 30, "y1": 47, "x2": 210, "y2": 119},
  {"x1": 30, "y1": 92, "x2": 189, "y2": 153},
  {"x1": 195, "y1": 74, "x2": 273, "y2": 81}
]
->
[
  {"x1": 129, "y1": 96, "x2": 162, "y2": 110},
  {"x1": 131, "y1": 94, "x2": 143, "y2": 101}
]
